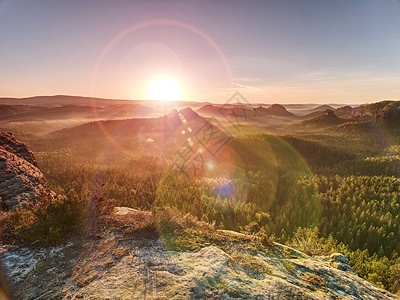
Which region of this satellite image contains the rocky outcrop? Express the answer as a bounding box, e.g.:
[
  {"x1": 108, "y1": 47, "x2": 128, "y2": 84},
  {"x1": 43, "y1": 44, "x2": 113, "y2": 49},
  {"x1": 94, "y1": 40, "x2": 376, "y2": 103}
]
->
[
  {"x1": 302, "y1": 109, "x2": 347, "y2": 127},
  {"x1": 0, "y1": 131, "x2": 49, "y2": 210},
  {"x1": 1, "y1": 208, "x2": 398, "y2": 300},
  {"x1": 265, "y1": 104, "x2": 295, "y2": 117},
  {"x1": 376, "y1": 103, "x2": 400, "y2": 125},
  {"x1": 0, "y1": 132, "x2": 38, "y2": 167},
  {"x1": 251, "y1": 104, "x2": 295, "y2": 117},
  {"x1": 329, "y1": 253, "x2": 356, "y2": 274}
]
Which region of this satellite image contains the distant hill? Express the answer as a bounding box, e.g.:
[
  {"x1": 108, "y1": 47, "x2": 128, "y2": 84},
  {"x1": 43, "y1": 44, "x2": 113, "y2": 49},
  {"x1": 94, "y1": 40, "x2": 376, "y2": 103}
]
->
[
  {"x1": 49, "y1": 108, "x2": 196, "y2": 140},
  {"x1": 198, "y1": 103, "x2": 295, "y2": 118},
  {"x1": 302, "y1": 109, "x2": 348, "y2": 127},
  {"x1": 362, "y1": 101, "x2": 400, "y2": 126},
  {"x1": 335, "y1": 105, "x2": 353, "y2": 115},
  {"x1": 364, "y1": 100, "x2": 400, "y2": 115},
  {"x1": 302, "y1": 106, "x2": 354, "y2": 120},
  {"x1": 197, "y1": 104, "x2": 222, "y2": 115},
  {"x1": 262, "y1": 104, "x2": 295, "y2": 117},
  {"x1": 312, "y1": 104, "x2": 334, "y2": 112},
  {"x1": 0, "y1": 103, "x2": 153, "y2": 121},
  {"x1": 301, "y1": 105, "x2": 334, "y2": 119},
  {"x1": 47, "y1": 107, "x2": 229, "y2": 159},
  {"x1": 198, "y1": 103, "x2": 253, "y2": 118},
  {"x1": 0, "y1": 95, "x2": 209, "y2": 111},
  {"x1": 376, "y1": 104, "x2": 400, "y2": 125},
  {"x1": 0, "y1": 95, "x2": 136, "y2": 107}
]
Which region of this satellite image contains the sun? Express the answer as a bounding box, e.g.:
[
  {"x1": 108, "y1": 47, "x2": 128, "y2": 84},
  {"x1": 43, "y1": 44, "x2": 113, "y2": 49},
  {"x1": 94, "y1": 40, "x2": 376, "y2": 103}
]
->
[{"x1": 147, "y1": 78, "x2": 183, "y2": 101}]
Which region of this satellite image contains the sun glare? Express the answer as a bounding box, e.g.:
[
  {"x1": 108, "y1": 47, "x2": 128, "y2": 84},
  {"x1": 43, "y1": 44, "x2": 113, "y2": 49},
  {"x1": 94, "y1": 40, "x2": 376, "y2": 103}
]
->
[{"x1": 147, "y1": 78, "x2": 183, "y2": 101}]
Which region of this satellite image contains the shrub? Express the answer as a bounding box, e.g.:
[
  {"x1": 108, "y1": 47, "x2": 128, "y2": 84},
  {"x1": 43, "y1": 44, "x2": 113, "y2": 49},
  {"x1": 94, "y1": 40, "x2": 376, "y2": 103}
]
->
[
  {"x1": 1, "y1": 191, "x2": 92, "y2": 245},
  {"x1": 290, "y1": 227, "x2": 322, "y2": 256}
]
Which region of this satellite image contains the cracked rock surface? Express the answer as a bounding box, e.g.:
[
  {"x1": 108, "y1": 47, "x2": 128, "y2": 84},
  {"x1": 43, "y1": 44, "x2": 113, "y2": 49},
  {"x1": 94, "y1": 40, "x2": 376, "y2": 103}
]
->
[
  {"x1": 0, "y1": 131, "x2": 49, "y2": 209},
  {"x1": 1, "y1": 208, "x2": 399, "y2": 300}
]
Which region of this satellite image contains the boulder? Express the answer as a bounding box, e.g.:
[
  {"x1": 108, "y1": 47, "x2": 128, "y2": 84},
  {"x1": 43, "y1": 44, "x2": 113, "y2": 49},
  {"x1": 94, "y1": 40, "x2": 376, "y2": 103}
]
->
[{"x1": 329, "y1": 252, "x2": 356, "y2": 274}]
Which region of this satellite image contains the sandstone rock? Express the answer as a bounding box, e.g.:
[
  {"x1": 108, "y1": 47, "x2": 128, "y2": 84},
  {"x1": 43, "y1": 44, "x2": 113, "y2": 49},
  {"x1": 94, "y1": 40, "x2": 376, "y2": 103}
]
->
[
  {"x1": 0, "y1": 132, "x2": 38, "y2": 167},
  {"x1": 329, "y1": 253, "x2": 356, "y2": 275},
  {"x1": 0, "y1": 131, "x2": 50, "y2": 209},
  {"x1": 2, "y1": 228, "x2": 398, "y2": 299}
]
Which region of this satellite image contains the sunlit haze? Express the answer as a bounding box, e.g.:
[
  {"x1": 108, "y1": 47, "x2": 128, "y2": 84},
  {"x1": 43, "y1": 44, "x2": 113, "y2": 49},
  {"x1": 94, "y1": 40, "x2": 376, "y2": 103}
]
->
[
  {"x1": 0, "y1": 0, "x2": 400, "y2": 103},
  {"x1": 147, "y1": 78, "x2": 183, "y2": 101}
]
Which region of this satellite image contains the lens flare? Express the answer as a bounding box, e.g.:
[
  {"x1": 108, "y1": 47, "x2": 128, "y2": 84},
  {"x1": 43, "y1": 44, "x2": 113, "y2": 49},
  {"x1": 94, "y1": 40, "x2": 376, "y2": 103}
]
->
[{"x1": 147, "y1": 78, "x2": 183, "y2": 101}]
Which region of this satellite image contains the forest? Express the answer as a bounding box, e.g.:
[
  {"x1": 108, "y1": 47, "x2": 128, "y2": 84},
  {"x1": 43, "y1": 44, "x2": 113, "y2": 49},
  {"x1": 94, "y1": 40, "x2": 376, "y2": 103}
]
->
[{"x1": 1, "y1": 101, "x2": 400, "y2": 294}]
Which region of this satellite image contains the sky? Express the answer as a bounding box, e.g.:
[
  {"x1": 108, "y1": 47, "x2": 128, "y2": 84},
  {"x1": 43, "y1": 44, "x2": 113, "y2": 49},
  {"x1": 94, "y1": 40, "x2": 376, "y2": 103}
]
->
[{"x1": 0, "y1": 0, "x2": 400, "y2": 104}]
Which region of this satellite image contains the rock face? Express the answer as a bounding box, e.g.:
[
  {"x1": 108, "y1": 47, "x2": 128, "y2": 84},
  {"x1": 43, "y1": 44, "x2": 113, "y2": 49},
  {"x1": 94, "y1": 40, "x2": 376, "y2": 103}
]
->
[
  {"x1": 1, "y1": 208, "x2": 398, "y2": 300},
  {"x1": 0, "y1": 131, "x2": 49, "y2": 209},
  {"x1": 0, "y1": 132, "x2": 38, "y2": 167}
]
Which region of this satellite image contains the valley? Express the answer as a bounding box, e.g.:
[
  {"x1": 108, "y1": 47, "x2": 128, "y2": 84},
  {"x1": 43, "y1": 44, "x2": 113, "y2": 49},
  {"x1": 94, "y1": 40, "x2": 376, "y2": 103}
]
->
[{"x1": 1, "y1": 95, "x2": 399, "y2": 298}]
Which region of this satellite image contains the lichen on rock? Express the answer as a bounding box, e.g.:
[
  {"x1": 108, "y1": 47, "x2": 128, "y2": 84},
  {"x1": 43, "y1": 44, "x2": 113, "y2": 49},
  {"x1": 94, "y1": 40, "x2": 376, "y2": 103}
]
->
[{"x1": 0, "y1": 131, "x2": 50, "y2": 210}]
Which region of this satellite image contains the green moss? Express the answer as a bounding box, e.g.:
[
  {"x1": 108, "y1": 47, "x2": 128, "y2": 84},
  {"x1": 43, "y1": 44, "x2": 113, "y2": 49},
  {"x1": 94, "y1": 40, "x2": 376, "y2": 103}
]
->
[
  {"x1": 158, "y1": 208, "x2": 277, "y2": 255},
  {"x1": 298, "y1": 272, "x2": 327, "y2": 287},
  {"x1": 33, "y1": 257, "x2": 52, "y2": 275},
  {"x1": 281, "y1": 260, "x2": 296, "y2": 275},
  {"x1": 205, "y1": 275, "x2": 221, "y2": 287}
]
